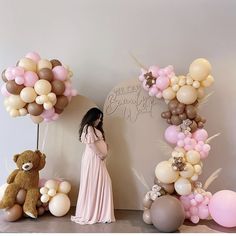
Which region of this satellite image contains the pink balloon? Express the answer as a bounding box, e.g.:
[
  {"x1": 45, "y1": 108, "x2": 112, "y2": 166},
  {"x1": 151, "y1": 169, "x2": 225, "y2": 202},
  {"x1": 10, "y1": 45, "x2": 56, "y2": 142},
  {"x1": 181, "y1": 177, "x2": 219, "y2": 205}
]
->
[
  {"x1": 41, "y1": 108, "x2": 55, "y2": 119},
  {"x1": 12, "y1": 67, "x2": 24, "y2": 76},
  {"x1": 195, "y1": 144, "x2": 202, "y2": 152},
  {"x1": 209, "y1": 190, "x2": 236, "y2": 227},
  {"x1": 52, "y1": 66, "x2": 68, "y2": 81},
  {"x1": 203, "y1": 144, "x2": 211, "y2": 152},
  {"x1": 177, "y1": 140, "x2": 185, "y2": 147},
  {"x1": 198, "y1": 206, "x2": 209, "y2": 219},
  {"x1": 148, "y1": 86, "x2": 158, "y2": 96},
  {"x1": 193, "y1": 129, "x2": 208, "y2": 142},
  {"x1": 15, "y1": 76, "x2": 25, "y2": 85},
  {"x1": 190, "y1": 215, "x2": 200, "y2": 224},
  {"x1": 38, "y1": 178, "x2": 47, "y2": 188},
  {"x1": 195, "y1": 194, "x2": 204, "y2": 203},
  {"x1": 156, "y1": 91, "x2": 162, "y2": 99},
  {"x1": 177, "y1": 132, "x2": 185, "y2": 140},
  {"x1": 5, "y1": 67, "x2": 15, "y2": 80},
  {"x1": 156, "y1": 76, "x2": 170, "y2": 90},
  {"x1": 1, "y1": 83, "x2": 10, "y2": 97},
  {"x1": 190, "y1": 206, "x2": 198, "y2": 215},
  {"x1": 71, "y1": 89, "x2": 77, "y2": 96},
  {"x1": 24, "y1": 71, "x2": 39, "y2": 87},
  {"x1": 25, "y1": 52, "x2": 41, "y2": 62},
  {"x1": 149, "y1": 66, "x2": 159, "y2": 77},
  {"x1": 164, "y1": 125, "x2": 180, "y2": 144}
]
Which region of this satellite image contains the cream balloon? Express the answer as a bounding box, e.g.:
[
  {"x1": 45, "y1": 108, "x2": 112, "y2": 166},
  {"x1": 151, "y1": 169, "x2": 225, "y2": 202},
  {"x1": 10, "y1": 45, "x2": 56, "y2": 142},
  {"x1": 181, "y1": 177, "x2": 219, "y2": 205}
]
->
[
  {"x1": 176, "y1": 85, "x2": 197, "y2": 105},
  {"x1": 30, "y1": 115, "x2": 43, "y2": 124},
  {"x1": 8, "y1": 95, "x2": 26, "y2": 109},
  {"x1": 34, "y1": 80, "x2": 52, "y2": 95},
  {"x1": 10, "y1": 109, "x2": 20, "y2": 117},
  {"x1": 19, "y1": 108, "x2": 28, "y2": 116},
  {"x1": 155, "y1": 161, "x2": 179, "y2": 184},
  {"x1": 194, "y1": 164, "x2": 202, "y2": 174},
  {"x1": 48, "y1": 189, "x2": 57, "y2": 197},
  {"x1": 58, "y1": 181, "x2": 71, "y2": 194},
  {"x1": 49, "y1": 193, "x2": 71, "y2": 217},
  {"x1": 191, "y1": 174, "x2": 199, "y2": 181},
  {"x1": 186, "y1": 150, "x2": 200, "y2": 164},
  {"x1": 45, "y1": 180, "x2": 59, "y2": 190},
  {"x1": 43, "y1": 102, "x2": 53, "y2": 110},
  {"x1": 178, "y1": 76, "x2": 186, "y2": 86},
  {"x1": 37, "y1": 59, "x2": 52, "y2": 71},
  {"x1": 20, "y1": 87, "x2": 37, "y2": 103},
  {"x1": 18, "y1": 57, "x2": 37, "y2": 72},
  {"x1": 189, "y1": 58, "x2": 212, "y2": 81},
  {"x1": 174, "y1": 177, "x2": 192, "y2": 195},
  {"x1": 162, "y1": 87, "x2": 176, "y2": 100},
  {"x1": 180, "y1": 163, "x2": 194, "y2": 178},
  {"x1": 201, "y1": 75, "x2": 214, "y2": 87},
  {"x1": 40, "y1": 194, "x2": 50, "y2": 203},
  {"x1": 197, "y1": 87, "x2": 205, "y2": 99},
  {"x1": 40, "y1": 187, "x2": 49, "y2": 195}
]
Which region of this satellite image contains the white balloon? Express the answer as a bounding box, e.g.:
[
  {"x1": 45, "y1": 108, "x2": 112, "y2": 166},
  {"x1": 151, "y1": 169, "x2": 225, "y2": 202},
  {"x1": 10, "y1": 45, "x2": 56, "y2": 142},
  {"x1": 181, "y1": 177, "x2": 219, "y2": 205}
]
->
[
  {"x1": 174, "y1": 177, "x2": 192, "y2": 195},
  {"x1": 41, "y1": 194, "x2": 50, "y2": 203},
  {"x1": 48, "y1": 189, "x2": 57, "y2": 197},
  {"x1": 49, "y1": 193, "x2": 71, "y2": 217},
  {"x1": 45, "y1": 180, "x2": 59, "y2": 190},
  {"x1": 58, "y1": 181, "x2": 71, "y2": 194},
  {"x1": 40, "y1": 187, "x2": 49, "y2": 195}
]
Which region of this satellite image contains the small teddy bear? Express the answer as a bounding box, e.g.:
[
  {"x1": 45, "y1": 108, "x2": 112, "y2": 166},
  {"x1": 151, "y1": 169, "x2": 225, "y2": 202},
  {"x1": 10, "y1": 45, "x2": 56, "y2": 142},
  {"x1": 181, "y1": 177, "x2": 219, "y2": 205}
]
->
[{"x1": 0, "y1": 150, "x2": 46, "y2": 218}]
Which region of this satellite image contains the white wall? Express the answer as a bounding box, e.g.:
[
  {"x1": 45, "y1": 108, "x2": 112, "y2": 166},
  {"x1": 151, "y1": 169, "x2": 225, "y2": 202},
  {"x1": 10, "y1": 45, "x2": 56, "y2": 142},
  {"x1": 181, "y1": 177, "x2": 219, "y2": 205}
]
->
[{"x1": 0, "y1": 0, "x2": 236, "y2": 198}]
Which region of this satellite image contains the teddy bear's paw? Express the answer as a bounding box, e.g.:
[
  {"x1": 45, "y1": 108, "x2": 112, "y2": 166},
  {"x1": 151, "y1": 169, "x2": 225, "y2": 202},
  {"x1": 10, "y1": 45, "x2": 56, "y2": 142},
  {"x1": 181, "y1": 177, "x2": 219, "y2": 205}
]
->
[{"x1": 25, "y1": 211, "x2": 37, "y2": 219}]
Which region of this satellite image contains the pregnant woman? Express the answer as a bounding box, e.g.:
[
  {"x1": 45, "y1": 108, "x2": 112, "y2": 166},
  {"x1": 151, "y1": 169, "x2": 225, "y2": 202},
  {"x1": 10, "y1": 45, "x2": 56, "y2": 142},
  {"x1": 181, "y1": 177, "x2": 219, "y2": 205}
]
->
[{"x1": 71, "y1": 107, "x2": 115, "y2": 224}]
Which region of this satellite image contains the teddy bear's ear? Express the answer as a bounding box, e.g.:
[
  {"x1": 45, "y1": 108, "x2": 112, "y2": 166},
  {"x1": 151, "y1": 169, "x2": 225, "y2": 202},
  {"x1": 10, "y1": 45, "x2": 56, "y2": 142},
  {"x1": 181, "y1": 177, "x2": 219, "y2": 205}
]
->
[
  {"x1": 35, "y1": 150, "x2": 46, "y2": 159},
  {"x1": 13, "y1": 154, "x2": 20, "y2": 162}
]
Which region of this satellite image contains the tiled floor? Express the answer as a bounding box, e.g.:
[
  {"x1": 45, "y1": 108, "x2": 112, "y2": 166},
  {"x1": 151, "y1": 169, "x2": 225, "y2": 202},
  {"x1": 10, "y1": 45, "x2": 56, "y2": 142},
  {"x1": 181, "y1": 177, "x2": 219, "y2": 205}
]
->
[{"x1": 0, "y1": 208, "x2": 236, "y2": 233}]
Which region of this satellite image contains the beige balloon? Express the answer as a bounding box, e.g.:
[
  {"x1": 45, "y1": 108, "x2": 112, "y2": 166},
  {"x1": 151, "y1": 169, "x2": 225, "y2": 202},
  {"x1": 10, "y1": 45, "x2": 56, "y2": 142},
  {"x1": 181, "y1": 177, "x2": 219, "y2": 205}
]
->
[
  {"x1": 189, "y1": 58, "x2": 212, "y2": 81},
  {"x1": 37, "y1": 59, "x2": 52, "y2": 71},
  {"x1": 9, "y1": 109, "x2": 20, "y2": 117},
  {"x1": 34, "y1": 79, "x2": 52, "y2": 95},
  {"x1": 180, "y1": 163, "x2": 194, "y2": 178},
  {"x1": 49, "y1": 193, "x2": 71, "y2": 217},
  {"x1": 143, "y1": 195, "x2": 153, "y2": 209},
  {"x1": 58, "y1": 181, "x2": 71, "y2": 194},
  {"x1": 43, "y1": 101, "x2": 53, "y2": 110},
  {"x1": 155, "y1": 161, "x2": 179, "y2": 184},
  {"x1": 186, "y1": 150, "x2": 200, "y2": 164},
  {"x1": 174, "y1": 177, "x2": 192, "y2": 195},
  {"x1": 19, "y1": 108, "x2": 28, "y2": 116},
  {"x1": 197, "y1": 87, "x2": 205, "y2": 99},
  {"x1": 20, "y1": 87, "x2": 37, "y2": 103},
  {"x1": 194, "y1": 164, "x2": 202, "y2": 173},
  {"x1": 45, "y1": 179, "x2": 59, "y2": 190},
  {"x1": 162, "y1": 87, "x2": 176, "y2": 100},
  {"x1": 30, "y1": 115, "x2": 43, "y2": 124},
  {"x1": 8, "y1": 95, "x2": 26, "y2": 109},
  {"x1": 176, "y1": 85, "x2": 197, "y2": 105},
  {"x1": 18, "y1": 57, "x2": 37, "y2": 72},
  {"x1": 201, "y1": 75, "x2": 214, "y2": 87}
]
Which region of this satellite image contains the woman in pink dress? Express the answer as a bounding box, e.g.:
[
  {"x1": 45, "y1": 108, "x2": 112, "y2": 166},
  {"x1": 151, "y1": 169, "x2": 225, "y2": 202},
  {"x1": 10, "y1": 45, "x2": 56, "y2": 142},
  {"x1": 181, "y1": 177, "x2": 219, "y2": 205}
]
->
[{"x1": 71, "y1": 107, "x2": 115, "y2": 224}]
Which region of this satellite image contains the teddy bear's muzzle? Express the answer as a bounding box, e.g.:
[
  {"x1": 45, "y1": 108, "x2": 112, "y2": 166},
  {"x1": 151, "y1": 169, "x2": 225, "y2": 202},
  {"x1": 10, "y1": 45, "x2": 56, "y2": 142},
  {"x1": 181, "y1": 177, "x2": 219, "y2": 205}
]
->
[{"x1": 22, "y1": 162, "x2": 33, "y2": 171}]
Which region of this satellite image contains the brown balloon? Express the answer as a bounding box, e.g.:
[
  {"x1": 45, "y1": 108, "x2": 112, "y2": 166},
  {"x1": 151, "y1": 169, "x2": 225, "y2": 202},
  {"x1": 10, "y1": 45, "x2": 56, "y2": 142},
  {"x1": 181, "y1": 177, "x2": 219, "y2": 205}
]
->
[
  {"x1": 179, "y1": 113, "x2": 187, "y2": 120},
  {"x1": 51, "y1": 80, "x2": 65, "y2": 95},
  {"x1": 50, "y1": 59, "x2": 62, "y2": 68},
  {"x1": 4, "y1": 204, "x2": 23, "y2": 222},
  {"x1": 150, "y1": 195, "x2": 185, "y2": 232},
  {"x1": 189, "y1": 120, "x2": 198, "y2": 132},
  {"x1": 186, "y1": 105, "x2": 197, "y2": 119},
  {"x1": 171, "y1": 115, "x2": 182, "y2": 126},
  {"x1": 27, "y1": 103, "x2": 44, "y2": 116},
  {"x1": 6, "y1": 80, "x2": 24, "y2": 95},
  {"x1": 55, "y1": 107, "x2": 64, "y2": 114},
  {"x1": 168, "y1": 99, "x2": 178, "y2": 110},
  {"x1": 1, "y1": 69, "x2": 8, "y2": 82},
  {"x1": 16, "y1": 189, "x2": 26, "y2": 205},
  {"x1": 38, "y1": 68, "x2": 53, "y2": 82},
  {"x1": 37, "y1": 200, "x2": 42, "y2": 207},
  {"x1": 55, "y1": 95, "x2": 69, "y2": 110},
  {"x1": 37, "y1": 207, "x2": 45, "y2": 216},
  {"x1": 154, "y1": 177, "x2": 175, "y2": 194}
]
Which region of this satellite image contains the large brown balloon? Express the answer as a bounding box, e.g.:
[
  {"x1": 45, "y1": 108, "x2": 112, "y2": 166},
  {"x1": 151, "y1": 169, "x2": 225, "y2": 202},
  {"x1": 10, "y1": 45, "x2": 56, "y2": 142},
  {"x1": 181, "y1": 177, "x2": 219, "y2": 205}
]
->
[
  {"x1": 55, "y1": 95, "x2": 69, "y2": 110},
  {"x1": 51, "y1": 80, "x2": 65, "y2": 95},
  {"x1": 150, "y1": 195, "x2": 185, "y2": 232},
  {"x1": 1, "y1": 69, "x2": 8, "y2": 82},
  {"x1": 6, "y1": 80, "x2": 24, "y2": 95},
  {"x1": 38, "y1": 68, "x2": 53, "y2": 81},
  {"x1": 27, "y1": 102, "x2": 44, "y2": 116},
  {"x1": 50, "y1": 59, "x2": 62, "y2": 68},
  {"x1": 16, "y1": 189, "x2": 27, "y2": 205},
  {"x1": 4, "y1": 204, "x2": 23, "y2": 222}
]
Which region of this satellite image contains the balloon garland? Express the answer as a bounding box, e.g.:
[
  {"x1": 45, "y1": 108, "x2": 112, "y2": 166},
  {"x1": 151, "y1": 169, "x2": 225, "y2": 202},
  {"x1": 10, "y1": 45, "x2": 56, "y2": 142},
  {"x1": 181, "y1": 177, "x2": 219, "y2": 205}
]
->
[
  {"x1": 1, "y1": 52, "x2": 77, "y2": 124},
  {"x1": 139, "y1": 58, "x2": 220, "y2": 231}
]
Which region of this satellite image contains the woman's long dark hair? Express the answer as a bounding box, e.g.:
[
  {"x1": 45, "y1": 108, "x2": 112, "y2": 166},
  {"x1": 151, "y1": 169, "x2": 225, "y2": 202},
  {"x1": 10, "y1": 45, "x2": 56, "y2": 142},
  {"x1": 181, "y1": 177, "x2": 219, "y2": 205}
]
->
[{"x1": 79, "y1": 107, "x2": 105, "y2": 141}]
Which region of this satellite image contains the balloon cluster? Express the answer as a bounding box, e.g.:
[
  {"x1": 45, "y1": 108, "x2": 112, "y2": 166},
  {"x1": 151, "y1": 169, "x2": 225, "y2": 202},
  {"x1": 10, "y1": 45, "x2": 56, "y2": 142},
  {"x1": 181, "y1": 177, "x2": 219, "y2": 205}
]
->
[
  {"x1": 40, "y1": 179, "x2": 71, "y2": 217},
  {"x1": 1, "y1": 52, "x2": 77, "y2": 123},
  {"x1": 161, "y1": 99, "x2": 206, "y2": 132},
  {"x1": 0, "y1": 183, "x2": 46, "y2": 221},
  {"x1": 180, "y1": 183, "x2": 212, "y2": 224},
  {"x1": 139, "y1": 58, "x2": 219, "y2": 231}
]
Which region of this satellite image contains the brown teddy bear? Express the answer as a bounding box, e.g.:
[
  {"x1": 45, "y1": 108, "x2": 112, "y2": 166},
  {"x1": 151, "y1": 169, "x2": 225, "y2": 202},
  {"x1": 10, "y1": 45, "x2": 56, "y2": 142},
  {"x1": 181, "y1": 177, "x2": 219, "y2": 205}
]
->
[{"x1": 0, "y1": 150, "x2": 46, "y2": 218}]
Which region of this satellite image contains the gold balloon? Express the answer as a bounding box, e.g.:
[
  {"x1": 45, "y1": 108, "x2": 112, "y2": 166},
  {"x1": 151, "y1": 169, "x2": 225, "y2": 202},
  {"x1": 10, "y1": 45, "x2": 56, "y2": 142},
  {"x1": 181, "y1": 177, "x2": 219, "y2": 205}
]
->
[
  {"x1": 18, "y1": 58, "x2": 37, "y2": 72},
  {"x1": 176, "y1": 85, "x2": 197, "y2": 105},
  {"x1": 155, "y1": 161, "x2": 179, "y2": 184},
  {"x1": 8, "y1": 95, "x2": 26, "y2": 109},
  {"x1": 189, "y1": 58, "x2": 212, "y2": 81},
  {"x1": 180, "y1": 163, "x2": 194, "y2": 178}
]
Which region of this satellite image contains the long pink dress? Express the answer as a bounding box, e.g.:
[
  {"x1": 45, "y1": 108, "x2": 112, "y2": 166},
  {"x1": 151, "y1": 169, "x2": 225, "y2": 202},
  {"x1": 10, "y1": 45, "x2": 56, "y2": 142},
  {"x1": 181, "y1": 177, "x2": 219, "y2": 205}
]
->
[{"x1": 71, "y1": 125, "x2": 115, "y2": 224}]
